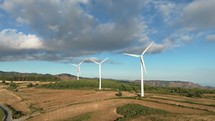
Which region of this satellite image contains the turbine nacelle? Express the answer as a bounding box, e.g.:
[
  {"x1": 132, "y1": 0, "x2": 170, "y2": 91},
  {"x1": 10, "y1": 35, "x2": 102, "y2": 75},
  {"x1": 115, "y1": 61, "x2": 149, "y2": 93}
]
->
[{"x1": 90, "y1": 58, "x2": 109, "y2": 65}]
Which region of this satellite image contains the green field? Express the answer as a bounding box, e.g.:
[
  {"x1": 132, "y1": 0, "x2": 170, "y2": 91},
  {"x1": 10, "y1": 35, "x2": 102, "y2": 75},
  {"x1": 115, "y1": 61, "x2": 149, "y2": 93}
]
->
[
  {"x1": 116, "y1": 104, "x2": 169, "y2": 121},
  {"x1": 0, "y1": 108, "x2": 5, "y2": 121},
  {"x1": 39, "y1": 79, "x2": 140, "y2": 92},
  {"x1": 39, "y1": 79, "x2": 215, "y2": 98},
  {"x1": 62, "y1": 112, "x2": 93, "y2": 121}
]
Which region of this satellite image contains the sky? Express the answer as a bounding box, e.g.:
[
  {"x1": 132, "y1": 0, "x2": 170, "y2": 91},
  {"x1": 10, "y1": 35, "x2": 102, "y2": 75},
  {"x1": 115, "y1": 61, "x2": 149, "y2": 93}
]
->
[{"x1": 0, "y1": 0, "x2": 215, "y2": 86}]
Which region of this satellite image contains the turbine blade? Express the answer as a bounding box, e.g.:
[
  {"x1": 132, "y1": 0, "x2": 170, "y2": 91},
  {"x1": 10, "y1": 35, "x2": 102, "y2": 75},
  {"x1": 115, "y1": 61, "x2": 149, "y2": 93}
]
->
[
  {"x1": 140, "y1": 57, "x2": 147, "y2": 74},
  {"x1": 78, "y1": 59, "x2": 85, "y2": 66},
  {"x1": 123, "y1": 53, "x2": 140, "y2": 58},
  {"x1": 101, "y1": 57, "x2": 109, "y2": 64},
  {"x1": 142, "y1": 59, "x2": 147, "y2": 74},
  {"x1": 91, "y1": 59, "x2": 99, "y2": 64},
  {"x1": 71, "y1": 64, "x2": 78, "y2": 67},
  {"x1": 142, "y1": 42, "x2": 154, "y2": 55}
]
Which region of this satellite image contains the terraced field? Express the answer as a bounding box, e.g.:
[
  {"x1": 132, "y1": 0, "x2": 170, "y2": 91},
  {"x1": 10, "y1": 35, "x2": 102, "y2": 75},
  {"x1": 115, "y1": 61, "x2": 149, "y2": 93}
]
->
[
  {"x1": 14, "y1": 88, "x2": 214, "y2": 121},
  {"x1": 1, "y1": 82, "x2": 215, "y2": 121}
]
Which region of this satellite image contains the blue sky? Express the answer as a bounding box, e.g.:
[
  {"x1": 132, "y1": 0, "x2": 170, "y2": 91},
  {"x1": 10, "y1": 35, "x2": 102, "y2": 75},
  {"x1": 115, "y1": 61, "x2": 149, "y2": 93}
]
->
[{"x1": 0, "y1": 0, "x2": 215, "y2": 86}]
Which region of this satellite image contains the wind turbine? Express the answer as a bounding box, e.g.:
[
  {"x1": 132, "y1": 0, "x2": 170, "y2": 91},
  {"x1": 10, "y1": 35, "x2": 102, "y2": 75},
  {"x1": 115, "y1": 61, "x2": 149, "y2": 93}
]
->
[
  {"x1": 124, "y1": 42, "x2": 154, "y2": 97},
  {"x1": 91, "y1": 58, "x2": 109, "y2": 90},
  {"x1": 71, "y1": 59, "x2": 85, "y2": 80}
]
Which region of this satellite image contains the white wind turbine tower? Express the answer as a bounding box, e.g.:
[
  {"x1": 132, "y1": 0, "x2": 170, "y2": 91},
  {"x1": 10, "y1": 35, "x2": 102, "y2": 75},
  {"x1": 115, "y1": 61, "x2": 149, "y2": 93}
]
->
[
  {"x1": 124, "y1": 42, "x2": 154, "y2": 97},
  {"x1": 71, "y1": 59, "x2": 85, "y2": 80},
  {"x1": 91, "y1": 58, "x2": 109, "y2": 90}
]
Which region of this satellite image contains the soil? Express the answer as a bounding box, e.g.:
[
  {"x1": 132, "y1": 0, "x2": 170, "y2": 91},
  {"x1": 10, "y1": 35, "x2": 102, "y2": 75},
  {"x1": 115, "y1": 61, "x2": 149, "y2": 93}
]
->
[{"x1": 1, "y1": 83, "x2": 215, "y2": 121}]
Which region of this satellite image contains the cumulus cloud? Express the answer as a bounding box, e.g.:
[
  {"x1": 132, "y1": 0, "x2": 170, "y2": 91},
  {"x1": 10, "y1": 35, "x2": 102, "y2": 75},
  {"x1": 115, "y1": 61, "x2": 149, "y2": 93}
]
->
[
  {"x1": 0, "y1": 0, "x2": 195, "y2": 61},
  {"x1": 0, "y1": 0, "x2": 146, "y2": 57},
  {"x1": 0, "y1": 29, "x2": 43, "y2": 49}
]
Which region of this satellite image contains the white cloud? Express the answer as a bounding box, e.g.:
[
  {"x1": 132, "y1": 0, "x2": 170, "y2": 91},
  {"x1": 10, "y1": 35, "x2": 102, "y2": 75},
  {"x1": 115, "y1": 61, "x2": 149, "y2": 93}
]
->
[
  {"x1": 0, "y1": 0, "x2": 199, "y2": 61},
  {"x1": 0, "y1": 0, "x2": 145, "y2": 57},
  {"x1": 182, "y1": 0, "x2": 215, "y2": 29},
  {"x1": 180, "y1": 35, "x2": 192, "y2": 43},
  {"x1": 206, "y1": 34, "x2": 215, "y2": 41},
  {"x1": 159, "y1": 2, "x2": 176, "y2": 17},
  {"x1": 0, "y1": 29, "x2": 43, "y2": 49}
]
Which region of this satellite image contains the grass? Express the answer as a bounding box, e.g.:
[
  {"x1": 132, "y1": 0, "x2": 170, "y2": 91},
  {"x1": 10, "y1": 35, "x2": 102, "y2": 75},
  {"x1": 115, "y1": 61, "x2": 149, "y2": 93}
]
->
[
  {"x1": 116, "y1": 104, "x2": 169, "y2": 121},
  {"x1": 0, "y1": 108, "x2": 6, "y2": 121},
  {"x1": 62, "y1": 112, "x2": 93, "y2": 121},
  {"x1": 39, "y1": 79, "x2": 140, "y2": 92},
  {"x1": 29, "y1": 103, "x2": 44, "y2": 113}
]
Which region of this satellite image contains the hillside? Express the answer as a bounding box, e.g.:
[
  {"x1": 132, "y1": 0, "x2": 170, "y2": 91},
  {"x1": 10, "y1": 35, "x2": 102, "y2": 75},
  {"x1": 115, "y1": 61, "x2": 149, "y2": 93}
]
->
[
  {"x1": 0, "y1": 71, "x2": 213, "y2": 89},
  {"x1": 133, "y1": 80, "x2": 205, "y2": 88},
  {"x1": 55, "y1": 73, "x2": 77, "y2": 80},
  {"x1": 0, "y1": 71, "x2": 60, "y2": 81}
]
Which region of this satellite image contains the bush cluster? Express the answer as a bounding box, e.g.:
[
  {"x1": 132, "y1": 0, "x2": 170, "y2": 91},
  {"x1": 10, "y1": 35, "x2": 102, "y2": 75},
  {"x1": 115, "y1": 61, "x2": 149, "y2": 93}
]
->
[
  {"x1": 27, "y1": 83, "x2": 34, "y2": 88},
  {"x1": 9, "y1": 83, "x2": 17, "y2": 89},
  {"x1": 116, "y1": 91, "x2": 123, "y2": 96}
]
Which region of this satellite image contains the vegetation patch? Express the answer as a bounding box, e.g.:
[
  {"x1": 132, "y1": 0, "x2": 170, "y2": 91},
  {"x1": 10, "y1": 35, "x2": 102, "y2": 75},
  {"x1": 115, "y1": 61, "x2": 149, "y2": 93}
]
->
[
  {"x1": 39, "y1": 79, "x2": 215, "y2": 98},
  {"x1": 5, "y1": 104, "x2": 24, "y2": 119},
  {"x1": 40, "y1": 80, "x2": 140, "y2": 92},
  {"x1": 116, "y1": 104, "x2": 169, "y2": 121},
  {"x1": 63, "y1": 112, "x2": 92, "y2": 121},
  {"x1": 0, "y1": 107, "x2": 6, "y2": 121},
  {"x1": 27, "y1": 82, "x2": 34, "y2": 88},
  {"x1": 29, "y1": 103, "x2": 44, "y2": 113},
  {"x1": 145, "y1": 85, "x2": 215, "y2": 98},
  {"x1": 0, "y1": 71, "x2": 60, "y2": 81},
  {"x1": 116, "y1": 91, "x2": 123, "y2": 96},
  {"x1": 9, "y1": 82, "x2": 17, "y2": 89}
]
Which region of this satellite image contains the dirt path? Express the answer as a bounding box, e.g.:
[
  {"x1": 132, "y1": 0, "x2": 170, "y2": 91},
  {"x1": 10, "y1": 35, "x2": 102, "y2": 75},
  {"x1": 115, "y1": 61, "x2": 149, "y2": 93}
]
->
[{"x1": 0, "y1": 104, "x2": 12, "y2": 121}]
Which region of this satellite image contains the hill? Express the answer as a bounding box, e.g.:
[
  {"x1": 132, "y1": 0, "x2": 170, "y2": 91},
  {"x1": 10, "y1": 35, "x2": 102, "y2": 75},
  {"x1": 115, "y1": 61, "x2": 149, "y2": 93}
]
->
[
  {"x1": 55, "y1": 73, "x2": 77, "y2": 80},
  {"x1": 0, "y1": 71, "x2": 60, "y2": 81},
  {"x1": 0, "y1": 71, "x2": 213, "y2": 89},
  {"x1": 133, "y1": 80, "x2": 214, "y2": 89}
]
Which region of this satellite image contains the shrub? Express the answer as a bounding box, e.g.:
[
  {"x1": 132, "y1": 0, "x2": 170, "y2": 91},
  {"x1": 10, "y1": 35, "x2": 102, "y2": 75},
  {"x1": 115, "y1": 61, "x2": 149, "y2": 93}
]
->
[
  {"x1": 13, "y1": 111, "x2": 24, "y2": 119},
  {"x1": 27, "y1": 83, "x2": 34, "y2": 88},
  {"x1": 9, "y1": 83, "x2": 17, "y2": 89},
  {"x1": 2, "y1": 80, "x2": 6, "y2": 83},
  {"x1": 186, "y1": 91, "x2": 202, "y2": 98},
  {"x1": 35, "y1": 83, "x2": 39, "y2": 86},
  {"x1": 116, "y1": 91, "x2": 123, "y2": 96}
]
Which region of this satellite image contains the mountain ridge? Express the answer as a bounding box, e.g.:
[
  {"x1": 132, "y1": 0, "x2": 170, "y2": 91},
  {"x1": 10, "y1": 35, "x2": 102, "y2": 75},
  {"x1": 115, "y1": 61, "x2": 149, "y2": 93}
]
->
[
  {"x1": 0, "y1": 71, "x2": 214, "y2": 88},
  {"x1": 133, "y1": 80, "x2": 214, "y2": 89}
]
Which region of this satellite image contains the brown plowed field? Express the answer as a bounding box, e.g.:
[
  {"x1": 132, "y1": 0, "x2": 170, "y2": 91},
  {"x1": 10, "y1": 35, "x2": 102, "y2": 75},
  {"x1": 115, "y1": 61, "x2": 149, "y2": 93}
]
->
[{"x1": 27, "y1": 98, "x2": 208, "y2": 121}]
